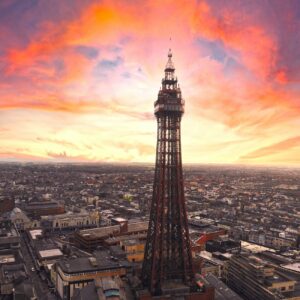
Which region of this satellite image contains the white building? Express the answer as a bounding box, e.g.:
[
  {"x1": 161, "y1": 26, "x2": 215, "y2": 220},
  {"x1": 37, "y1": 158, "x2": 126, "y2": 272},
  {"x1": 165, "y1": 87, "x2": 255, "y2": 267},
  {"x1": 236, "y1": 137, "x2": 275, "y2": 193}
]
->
[
  {"x1": 40, "y1": 210, "x2": 100, "y2": 230},
  {"x1": 10, "y1": 207, "x2": 31, "y2": 230}
]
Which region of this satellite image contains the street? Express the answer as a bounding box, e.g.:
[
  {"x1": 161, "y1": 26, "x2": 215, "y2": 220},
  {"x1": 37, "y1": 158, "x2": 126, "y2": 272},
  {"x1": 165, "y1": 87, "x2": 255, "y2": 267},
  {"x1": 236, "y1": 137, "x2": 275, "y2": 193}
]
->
[{"x1": 20, "y1": 232, "x2": 58, "y2": 299}]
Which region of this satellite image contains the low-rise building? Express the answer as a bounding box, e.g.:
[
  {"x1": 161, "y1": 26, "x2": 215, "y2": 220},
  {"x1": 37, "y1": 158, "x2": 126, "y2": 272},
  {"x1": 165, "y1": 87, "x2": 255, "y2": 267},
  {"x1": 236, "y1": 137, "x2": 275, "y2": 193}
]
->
[
  {"x1": 40, "y1": 210, "x2": 100, "y2": 230},
  {"x1": 72, "y1": 276, "x2": 129, "y2": 300},
  {"x1": 226, "y1": 254, "x2": 298, "y2": 300},
  {"x1": 74, "y1": 220, "x2": 148, "y2": 251},
  {"x1": 265, "y1": 235, "x2": 296, "y2": 250},
  {"x1": 0, "y1": 248, "x2": 36, "y2": 298},
  {"x1": 52, "y1": 251, "x2": 131, "y2": 300},
  {"x1": 10, "y1": 207, "x2": 31, "y2": 230},
  {"x1": 206, "y1": 237, "x2": 241, "y2": 254},
  {"x1": 120, "y1": 239, "x2": 145, "y2": 262},
  {"x1": 25, "y1": 201, "x2": 65, "y2": 217},
  {"x1": 0, "y1": 219, "x2": 20, "y2": 250},
  {"x1": 0, "y1": 195, "x2": 15, "y2": 215}
]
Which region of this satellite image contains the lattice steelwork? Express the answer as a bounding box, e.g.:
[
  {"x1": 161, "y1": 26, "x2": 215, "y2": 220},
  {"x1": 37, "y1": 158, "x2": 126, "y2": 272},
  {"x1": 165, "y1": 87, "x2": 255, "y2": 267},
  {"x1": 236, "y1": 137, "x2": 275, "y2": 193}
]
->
[{"x1": 142, "y1": 50, "x2": 194, "y2": 295}]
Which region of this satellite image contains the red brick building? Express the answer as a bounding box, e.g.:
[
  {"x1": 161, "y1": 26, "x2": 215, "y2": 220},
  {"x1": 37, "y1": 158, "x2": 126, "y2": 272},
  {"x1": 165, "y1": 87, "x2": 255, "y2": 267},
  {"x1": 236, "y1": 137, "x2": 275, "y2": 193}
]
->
[
  {"x1": 25, "y1": 201, "x2": 65, "y2": 217},
  {"x1": 0, "y1": 196, "x2": 15, "y2": 215}
]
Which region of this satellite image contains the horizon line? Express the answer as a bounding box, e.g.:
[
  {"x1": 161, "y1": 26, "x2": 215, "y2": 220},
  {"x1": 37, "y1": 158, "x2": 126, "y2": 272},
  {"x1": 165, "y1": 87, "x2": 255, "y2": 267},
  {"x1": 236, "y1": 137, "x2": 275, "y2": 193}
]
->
[{"x1": 0, "y1": 159, "x2": 299, "y2": 169}]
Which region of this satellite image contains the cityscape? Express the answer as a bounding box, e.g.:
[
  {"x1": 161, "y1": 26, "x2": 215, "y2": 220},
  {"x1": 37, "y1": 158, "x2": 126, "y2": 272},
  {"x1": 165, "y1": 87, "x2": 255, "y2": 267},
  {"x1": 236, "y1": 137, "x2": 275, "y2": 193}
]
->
[
  {"x1": 0, "y1": 162, "x2": 299, "y2": 299},
  {"x1": 1, "y1": 1, "x2": 300, "y2": 300}
]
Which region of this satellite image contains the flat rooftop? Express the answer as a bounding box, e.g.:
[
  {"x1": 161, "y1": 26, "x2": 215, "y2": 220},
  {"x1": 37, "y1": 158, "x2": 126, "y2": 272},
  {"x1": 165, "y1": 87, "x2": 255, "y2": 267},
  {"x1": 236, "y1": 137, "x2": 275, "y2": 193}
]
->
[
  {"x1": 58, "y1": 251, "x2": 130, "y2": 274},
  {"x1": 29, "y1": 229, "x2": 43, "y2": 240},
  {"x1": 265, "y1": 273, "x2": 294, "y2": 285},
  {"x1": 0, "y1": 254, "x2": 15, "y2": 264},
  {"x1": 204, "y1": 273, "x2": 243, "y2": 300},
  {"x1": 27, "y1": 201, "x2": 62, "y2": 208},
  {"x1": 78, "y1": 221, "x2": 148, "y2": 240},
  {"x1": 39, "y1": 249, "x2": 63, "y2": 258},
  {"x1": 241, "y1": 241, "x2": 275, "y2": 253},
  {"x1": 198, "y1": 251, "x2": 225, "y2": 266},
  {"x1": 282, "y1": 263, "x2": 300, "y2": 273},
  {"x1": 121, "y1": 239, "x2": 144, "y2": 246}
]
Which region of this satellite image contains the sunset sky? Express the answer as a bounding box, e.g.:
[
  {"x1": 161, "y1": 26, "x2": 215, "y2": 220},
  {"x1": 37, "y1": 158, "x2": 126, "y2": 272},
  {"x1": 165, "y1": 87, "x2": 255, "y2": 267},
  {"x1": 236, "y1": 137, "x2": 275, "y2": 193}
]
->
[{"x1": 0, "y1": 0, "x2": 299, "y2": 165}]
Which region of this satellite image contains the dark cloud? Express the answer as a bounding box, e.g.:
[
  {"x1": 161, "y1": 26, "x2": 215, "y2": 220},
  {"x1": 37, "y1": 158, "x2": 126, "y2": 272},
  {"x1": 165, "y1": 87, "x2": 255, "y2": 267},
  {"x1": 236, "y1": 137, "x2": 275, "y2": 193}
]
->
[{"x1": 75, "y1": 45, "x2": 99, "y2": 59}]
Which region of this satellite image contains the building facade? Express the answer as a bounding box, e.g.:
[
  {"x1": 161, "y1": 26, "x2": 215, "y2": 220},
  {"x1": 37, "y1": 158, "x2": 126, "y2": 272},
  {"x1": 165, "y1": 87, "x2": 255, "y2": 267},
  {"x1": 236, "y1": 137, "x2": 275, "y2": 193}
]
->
[{"x1": 226, "y1": 254, "x2": 297, "y2": 300}]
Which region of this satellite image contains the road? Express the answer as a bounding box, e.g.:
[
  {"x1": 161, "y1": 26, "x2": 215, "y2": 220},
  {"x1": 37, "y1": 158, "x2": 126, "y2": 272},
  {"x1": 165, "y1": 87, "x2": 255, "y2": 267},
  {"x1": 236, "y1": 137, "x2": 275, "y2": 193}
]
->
[{"x1": 20, "y1": 232, "x2": 58, "y2": 299}]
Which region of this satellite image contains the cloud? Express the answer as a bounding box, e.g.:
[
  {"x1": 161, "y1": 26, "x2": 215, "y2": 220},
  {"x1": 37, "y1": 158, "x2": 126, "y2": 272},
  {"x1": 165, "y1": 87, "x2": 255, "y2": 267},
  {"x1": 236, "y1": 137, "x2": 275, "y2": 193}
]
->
[
  {"x1": 0, "y1": 0, "x2": 300, "y2": 165},
  {"x1": 46, "y1": 150, "x2": 93, "y2": 162},
  {"x1": 36, "y1": 137, "x2": 79, "y2": 149},
  {"x1": 0, "y1": 151, "x2": 47, "y2": 161},
  {"x1": 0, "y1": 96, "x2": 101, "y2": 113},
  {"x1": 191, "y1": 1, "x2": 277, "y2": 79},
  {"x1": 75, "y1": 45, "x2": 99, "y2": 59},
  {"x1": 241, "y1": 136, "x2": 300, "y2": 160}
]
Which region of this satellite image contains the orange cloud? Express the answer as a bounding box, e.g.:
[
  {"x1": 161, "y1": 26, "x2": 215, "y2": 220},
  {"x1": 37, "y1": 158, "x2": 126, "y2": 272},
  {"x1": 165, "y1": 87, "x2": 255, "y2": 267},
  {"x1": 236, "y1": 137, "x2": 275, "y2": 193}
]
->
[
  {"x1": 6, "y1": 2, "x2": 141, "y2": 73},
  {"x1": 0, "y1": 0, "x2": 299, "y2": 165},
  {"x1": 36, "y1": 137, "x2": 79, "y2": 149},
  {"x1": 0, "y1": 151, "x2": 47, "y2": 161},
  {"x1": 241, "y1": 136, "x2": 300, "y2": 160},
  {"x1": 0, "y1": 96, "x2": 100, "y2": 113}
]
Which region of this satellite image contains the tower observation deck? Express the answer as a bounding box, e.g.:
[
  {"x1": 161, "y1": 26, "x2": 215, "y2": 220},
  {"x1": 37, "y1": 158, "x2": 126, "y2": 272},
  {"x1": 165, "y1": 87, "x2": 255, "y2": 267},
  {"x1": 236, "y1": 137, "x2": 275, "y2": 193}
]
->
[{"x1": 141, "y1": 50, "x2": 195, "y2": 296}]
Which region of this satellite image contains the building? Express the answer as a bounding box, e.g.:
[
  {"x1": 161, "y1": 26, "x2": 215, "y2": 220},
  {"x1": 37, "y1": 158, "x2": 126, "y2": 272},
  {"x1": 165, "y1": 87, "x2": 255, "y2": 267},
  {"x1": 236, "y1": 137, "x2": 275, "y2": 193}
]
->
[
  {"x1": 27, "y1": 228, "x2": 63, "y2": 270},
  {"x1": 0, "y1": 264, "x2": 35, "y2": 298},
  {"x1": 191, "y1": 222, "x2": 227, "y2": 250},
  {"x1": 40, "y1": 210, "x2": 100, "y2": 230},
  {"x1": 25, "y1": 201, "x2": 65, "y2": 217},
  {"x1": 206, "y1": 237, "x2": 241, "y2": 254},
  {"x1": 72, "y1": 276, "x2": 129, "y2": 300},
  {"x1": 0, "y1": 248, "x2": 36, "y2": 298},
  {"x1": 52, "y1": 250, "x2": 131, "y2": 300},
  {"x1": 10, "y1": 207, "x2": 31, "y2": 230},
  {"x1": 0, "y1": 219, "x2": 20, "y2": 250},
  {"x1": 226, "y1": 254, "x2": 297, "y2": 300},
  {"x1": 204, "y1": 273, "x2": 243, "y2": 300},
  {"x1": 120, "y1": 239, "x2": 145, "y2": 262},
  {"x1": 0, "y1": 195, "x2": 15, "y2": 215},
  {"x1": 74, "y1": 221, "x2": 148, "y2": 251},
  {"x1": 265, "y1": 235, "x2": 296, "y2": 250}
]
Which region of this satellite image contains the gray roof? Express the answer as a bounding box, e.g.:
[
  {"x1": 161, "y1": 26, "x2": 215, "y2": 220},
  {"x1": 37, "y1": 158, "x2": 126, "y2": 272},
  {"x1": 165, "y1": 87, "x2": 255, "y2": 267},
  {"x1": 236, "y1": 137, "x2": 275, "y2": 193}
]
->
[
  {"x1": 204, "y1": 273, "x2": 243, "y2": 300},
  {"x1": 58, "y1": 251, "x2": 130, "y2": 274}
]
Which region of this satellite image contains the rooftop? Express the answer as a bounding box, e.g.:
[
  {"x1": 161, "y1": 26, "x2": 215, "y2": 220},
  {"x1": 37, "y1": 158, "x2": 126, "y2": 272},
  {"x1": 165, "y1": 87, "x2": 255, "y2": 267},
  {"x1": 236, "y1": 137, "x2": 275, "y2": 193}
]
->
[
  {"x1": 29, "y1": 229, "x2": 43, "y2": 240},
  {"x1": 0, "y1": 254, "x2": 15, "y2": 264},
  {"x1": 78, "y1": 221, "x2": 148, "y2": 240},
  {"x1": 282, "y1": 263, "x2": 300, "y2": 273},
  {"x1": 57, "y1": 250, "x2": 130, "y2": 274},
  {"x1": 241, "y1": 241, "x2": 275, "y2": 254},
  {"x1": 204, "y1": 273, "x2": 243, "y2": 300},
  {"x1": 39, "y1": 248, "x2": 63, "y2": 258}
]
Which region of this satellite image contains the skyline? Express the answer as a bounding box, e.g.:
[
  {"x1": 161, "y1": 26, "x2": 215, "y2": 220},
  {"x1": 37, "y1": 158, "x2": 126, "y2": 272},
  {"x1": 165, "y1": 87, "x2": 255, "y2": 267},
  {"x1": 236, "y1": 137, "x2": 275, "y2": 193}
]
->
[{"x1": 0, "y1": 0, "x2": 300, "y2": 166}]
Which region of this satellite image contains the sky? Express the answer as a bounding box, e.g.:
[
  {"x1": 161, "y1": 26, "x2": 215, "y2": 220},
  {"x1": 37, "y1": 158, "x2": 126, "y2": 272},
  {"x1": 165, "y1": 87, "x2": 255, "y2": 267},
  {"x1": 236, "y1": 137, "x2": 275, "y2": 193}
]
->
[{"x1": 0, "y1": 0, "x2": 299, "y2": 165}]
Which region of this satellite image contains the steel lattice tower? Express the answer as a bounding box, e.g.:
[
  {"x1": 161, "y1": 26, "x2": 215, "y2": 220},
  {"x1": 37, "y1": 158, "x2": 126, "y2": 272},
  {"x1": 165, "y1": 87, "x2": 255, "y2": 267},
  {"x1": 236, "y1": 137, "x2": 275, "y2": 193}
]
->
[{"x1": 142, "y1": 50, "x2": 194, "y2": 295}]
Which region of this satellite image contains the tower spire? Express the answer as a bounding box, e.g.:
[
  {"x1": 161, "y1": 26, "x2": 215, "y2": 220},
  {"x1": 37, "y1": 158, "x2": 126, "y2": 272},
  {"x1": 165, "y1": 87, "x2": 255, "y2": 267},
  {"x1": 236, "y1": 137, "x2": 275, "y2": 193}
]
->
[{"x1": 165, "y1": 48, "x2": 175, "y2": 70}]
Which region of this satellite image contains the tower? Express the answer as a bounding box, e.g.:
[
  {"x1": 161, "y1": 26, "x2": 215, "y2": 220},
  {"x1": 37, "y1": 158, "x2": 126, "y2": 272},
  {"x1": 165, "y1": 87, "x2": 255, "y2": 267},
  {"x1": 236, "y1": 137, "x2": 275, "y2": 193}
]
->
[{"x1": 142, "y1": 50, "x2": 194, "y2": 295}]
